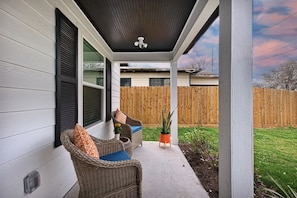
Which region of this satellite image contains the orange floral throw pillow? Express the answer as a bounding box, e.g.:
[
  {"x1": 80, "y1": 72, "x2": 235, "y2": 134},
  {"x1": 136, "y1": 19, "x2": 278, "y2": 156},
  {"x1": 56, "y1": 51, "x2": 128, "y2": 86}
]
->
[
  {"x1": 115, "y1": 109, "x2": 127, "y2": 124},
  {"x1": 73, "y1": 124, "x2": 99, "y2": 158}
]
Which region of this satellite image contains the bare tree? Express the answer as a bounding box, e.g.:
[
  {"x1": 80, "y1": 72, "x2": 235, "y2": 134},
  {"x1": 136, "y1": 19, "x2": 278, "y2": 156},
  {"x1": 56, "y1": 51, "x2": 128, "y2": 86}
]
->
[
  {"x1": 263, "y1": 60, "x2": 297, "y2": 90},
  {"x1": 186, "y1": 59, "x2": 209, "y2": 73}
]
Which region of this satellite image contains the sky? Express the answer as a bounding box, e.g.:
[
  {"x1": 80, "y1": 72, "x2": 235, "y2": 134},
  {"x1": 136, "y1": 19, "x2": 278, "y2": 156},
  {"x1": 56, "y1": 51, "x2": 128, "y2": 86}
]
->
[{"x1": 178, "y1": 0, "x2": 297, "y2": 83}]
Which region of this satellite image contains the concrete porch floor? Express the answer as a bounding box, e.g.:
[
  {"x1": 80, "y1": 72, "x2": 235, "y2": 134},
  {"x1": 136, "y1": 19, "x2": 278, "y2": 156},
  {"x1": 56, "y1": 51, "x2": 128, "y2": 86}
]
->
[{"x1": 64, "y1": 141, "x2": 209, "y2": 198}]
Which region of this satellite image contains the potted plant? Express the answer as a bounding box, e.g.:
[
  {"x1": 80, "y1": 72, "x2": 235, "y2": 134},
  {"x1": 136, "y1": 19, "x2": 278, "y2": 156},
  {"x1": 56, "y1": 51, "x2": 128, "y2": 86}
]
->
[
  {"x1": 114, "y1": 123, "x2": 122, "y2": 140},
  {"x1": 160, "y1": 109, "x2": 174, "y2": 146}
]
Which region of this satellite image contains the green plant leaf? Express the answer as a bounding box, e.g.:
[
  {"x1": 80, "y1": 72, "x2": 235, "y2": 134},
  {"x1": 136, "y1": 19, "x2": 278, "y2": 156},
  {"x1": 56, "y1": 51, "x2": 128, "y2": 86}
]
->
[
  {"x1": 287, "y1": 186, "x2": 297, "y2": 198},
  {"x1": 269, "y1": 175, "x2": 290, "y2": 197}
]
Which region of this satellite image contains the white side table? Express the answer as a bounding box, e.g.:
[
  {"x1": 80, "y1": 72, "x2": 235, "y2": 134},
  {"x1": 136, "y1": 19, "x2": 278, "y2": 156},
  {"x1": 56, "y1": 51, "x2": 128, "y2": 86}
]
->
[{"x1": 120, "y1": 137, "x2": 133, "y2": 157}]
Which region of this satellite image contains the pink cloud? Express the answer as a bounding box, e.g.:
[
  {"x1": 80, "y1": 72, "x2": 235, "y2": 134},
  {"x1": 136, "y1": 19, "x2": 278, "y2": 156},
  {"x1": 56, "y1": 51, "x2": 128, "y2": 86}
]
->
[
  {"x1": 253, "y1": 38, "x2": 295, "y2": 68},
  {"x1": 260, "y1": 12, "x2": 297, "y2": 36},
  {"x1": 255, "y1": 0, "x2": 297, "y2": 34},
  {"x1": 254, "y1": 39, "x2": 288, "y2": 57}
]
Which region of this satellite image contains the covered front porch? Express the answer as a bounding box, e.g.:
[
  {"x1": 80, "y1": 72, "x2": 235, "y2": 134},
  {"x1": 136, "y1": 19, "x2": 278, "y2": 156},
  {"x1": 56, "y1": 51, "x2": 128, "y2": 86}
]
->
[
  {"x1": 0, "y1": 0, "x2": 253, "y2": 197},
  {"x1": 65, "y1": 142, "x2": 210, "y2": 198}
]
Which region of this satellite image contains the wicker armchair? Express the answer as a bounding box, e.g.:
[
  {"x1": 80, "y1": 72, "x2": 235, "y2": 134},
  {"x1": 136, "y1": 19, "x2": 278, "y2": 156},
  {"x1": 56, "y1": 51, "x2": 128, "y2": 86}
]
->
[
  {"x1": 60, "y1": 129, "x2": 142, "y2": 198},
  {"x1": 111, "y1": 111, "x2": 143, "y2": 150}
]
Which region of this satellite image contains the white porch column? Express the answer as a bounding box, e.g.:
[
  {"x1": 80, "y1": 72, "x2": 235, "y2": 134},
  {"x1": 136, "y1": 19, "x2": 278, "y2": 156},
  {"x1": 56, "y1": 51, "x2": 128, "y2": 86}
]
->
[
  {"x1": 170, "y1": 61, "x2": 178, "y2": 145},
  {"x1": 219, "y1": 0, "x2": 253, "y2": 198}
]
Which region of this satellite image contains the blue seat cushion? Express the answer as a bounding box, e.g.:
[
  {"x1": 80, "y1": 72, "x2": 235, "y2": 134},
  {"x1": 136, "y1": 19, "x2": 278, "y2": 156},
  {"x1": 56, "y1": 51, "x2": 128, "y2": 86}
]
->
[
  {"x1": 131, "y1": 126, "x2": 142, "y2": 134},
  {"x1": 100, "y1": 150, "x2": 130, "y2": 161}
]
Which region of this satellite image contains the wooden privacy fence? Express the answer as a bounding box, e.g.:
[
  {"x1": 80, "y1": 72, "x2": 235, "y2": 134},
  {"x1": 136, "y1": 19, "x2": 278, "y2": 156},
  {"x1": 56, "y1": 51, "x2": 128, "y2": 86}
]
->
[{"x1": 120, "y1": 86, "x2": 297, "y2": 128}]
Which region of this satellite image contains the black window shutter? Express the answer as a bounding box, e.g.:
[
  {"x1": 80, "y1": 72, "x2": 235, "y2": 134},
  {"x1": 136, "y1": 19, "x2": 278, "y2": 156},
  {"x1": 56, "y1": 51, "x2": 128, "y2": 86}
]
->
[
  {"x1": 55, "y1": 9, "x2": 78, "y2": 147},
  {"x1": 106, "y1": 58, "x2": 112, "y2": 121}
]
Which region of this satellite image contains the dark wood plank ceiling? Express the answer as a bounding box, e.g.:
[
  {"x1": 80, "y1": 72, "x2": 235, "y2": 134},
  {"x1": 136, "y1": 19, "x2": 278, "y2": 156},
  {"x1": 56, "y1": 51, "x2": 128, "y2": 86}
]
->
[{"x1": 74, "y1": 0, "x2": 197, "y2": 52}]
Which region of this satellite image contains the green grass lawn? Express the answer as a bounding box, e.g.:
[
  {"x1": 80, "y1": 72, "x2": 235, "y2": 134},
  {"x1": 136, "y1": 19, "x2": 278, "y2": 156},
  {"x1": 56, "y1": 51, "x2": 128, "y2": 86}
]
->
[
  {"x1": 142, "y1": 126, "x2": 297, "y2": 193},
  {"x1": 254, "y1": 127, "x2": 297, "y2": 193}
]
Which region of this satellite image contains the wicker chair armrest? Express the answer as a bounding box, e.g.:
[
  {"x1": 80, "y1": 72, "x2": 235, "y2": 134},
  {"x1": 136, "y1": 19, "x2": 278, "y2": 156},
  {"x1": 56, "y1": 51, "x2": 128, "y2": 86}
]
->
[
  {"x1": 111, "y1": 110, "x2": 142, "y2": 126},
  {"x1": 91, "y1": 136, "x2": 124, "y2": 156},
  {"x1": 75, "y1": 155, "x2": 142, "y2": 179},
  {"x1": 119, "y1": 124, "x2": 132, "y2": 137},
  {"x1": 125, "y1": 114, "x2": 142, "y2": 126}
]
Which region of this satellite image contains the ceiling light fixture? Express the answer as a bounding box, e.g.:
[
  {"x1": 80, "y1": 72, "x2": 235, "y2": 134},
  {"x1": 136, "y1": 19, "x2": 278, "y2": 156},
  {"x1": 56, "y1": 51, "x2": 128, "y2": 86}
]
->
[{"x1": 134, "y1": 36, "x2": 148, "y2": 49}]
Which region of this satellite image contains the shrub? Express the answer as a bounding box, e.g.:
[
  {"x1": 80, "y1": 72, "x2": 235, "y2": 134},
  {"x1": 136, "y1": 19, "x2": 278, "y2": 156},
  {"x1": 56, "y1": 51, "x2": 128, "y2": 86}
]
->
[{"x1": 184, "y1": 127, "x2": 218, "y2": 167}]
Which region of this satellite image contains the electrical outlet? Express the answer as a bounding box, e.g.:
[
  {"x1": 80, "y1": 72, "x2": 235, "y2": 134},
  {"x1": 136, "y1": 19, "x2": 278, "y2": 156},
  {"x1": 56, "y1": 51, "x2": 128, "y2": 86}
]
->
[{"x1": 24, "y1": 170, "x2": 40, "y2": 194}]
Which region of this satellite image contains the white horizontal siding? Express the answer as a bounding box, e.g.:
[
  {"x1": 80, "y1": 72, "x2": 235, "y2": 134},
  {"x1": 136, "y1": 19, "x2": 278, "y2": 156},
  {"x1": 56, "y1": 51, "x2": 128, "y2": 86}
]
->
[
  {"x1": 0, "y1": 0, "x2": 55, "y2": 40},
  {"x1": 0, "y1": 88, "x2": 55, "y2": 112},
  {"x1": 0, "y1": 109, "x2": 55, "y2": 138},
  {"x1": 0, "y1": 144, "x2": 68, "y2": 192},
  {"x1": 0, "y1": 35, "x2": 55, "y2": 74},
  {"x1": 0, "y1": 126, "x2": 54, "y2": 165},
  {"x1": 121, "y1": 72, "x2": 191, "y2": 86},
  {"x1": 0, "y1": 149, "x2": 75, "y2": 198},
  {"x1": 34, "y1": 152, "x2": 76, "y2": 198},
  {"x1": 0, "y1": 8, "x2": 55, "y2": 57},
  {"x1": 132, "y1": 73, "x2": 149, "y2": 86},
  {"x1": 0, "y1": 61, "x2": 55, "y2": 91},
  {"x1": 177, "y1": 73, "x2": 190, "y2": 86},
  {"x1": 0, "y1": 0, "x2": 115, "y2": 197},
  {"x1": 112, "y1": 63, "x2": 121, "y2": 109},
  {"x1": 120, "y1": 72, "x2": 219, "y2": 86},
  {"x1": 191, "y1": 78, "x2": 219, "y2": 85}
]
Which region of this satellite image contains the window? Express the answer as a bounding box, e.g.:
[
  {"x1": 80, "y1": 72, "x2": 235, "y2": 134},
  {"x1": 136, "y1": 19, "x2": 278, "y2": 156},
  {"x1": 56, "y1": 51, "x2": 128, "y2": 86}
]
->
[
  {"x1": 149, "y1": 78, "x2": 170, "y2": 86},
  {"x1": 121, "y1": 78, "x2": 131, "y2": 86},
  {"x1": 83, "y1": 39, "x2": 104, "y2": 126},
  {"x1": 55, "y1": 9, "x2": 78, "y2": 147}
]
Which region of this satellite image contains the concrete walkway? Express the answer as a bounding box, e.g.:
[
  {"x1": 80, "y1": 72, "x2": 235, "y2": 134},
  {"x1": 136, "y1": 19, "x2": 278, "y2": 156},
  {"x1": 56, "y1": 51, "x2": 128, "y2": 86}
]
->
[
  {"x1": 133, "y1": 141, "x2": 209, "y2": 198},
  {"x1": 64, "y1": 141, "x2": 209, "y2": 198}
]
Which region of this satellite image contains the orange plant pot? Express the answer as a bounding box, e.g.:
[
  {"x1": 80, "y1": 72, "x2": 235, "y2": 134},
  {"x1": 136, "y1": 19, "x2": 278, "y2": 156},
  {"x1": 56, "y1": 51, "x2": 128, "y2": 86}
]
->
[
  {"x1": 159, "y1": 133, "x2": 171, "y2": 143},
  {"x1": 159, "y1": 133, "x2": 171, "y2": 149}
]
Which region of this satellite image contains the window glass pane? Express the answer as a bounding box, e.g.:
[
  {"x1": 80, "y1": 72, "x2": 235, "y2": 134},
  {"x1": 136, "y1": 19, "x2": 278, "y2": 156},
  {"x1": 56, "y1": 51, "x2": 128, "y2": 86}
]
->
[
  {"x1": 83, "y1": 39, "x2": 104, "y2": 86},
  {"x1": 149, "y1": 78, "x2": 170, "y2": 86},
  {"x1": 83, "y1": 39, "x2": 104, "y2": 126},
  {"x1": 150, "y1": 78, "x2": 161, "y2": 86},
  {"x1": 121, "y1": 78, "x2": 131, "y2": 86},
  {"x1": 83, "y1": 86, "x2": 102, "y2": 126},
  {"x1": 164, "y1": 79, "x2": 170, "y2": 86}
]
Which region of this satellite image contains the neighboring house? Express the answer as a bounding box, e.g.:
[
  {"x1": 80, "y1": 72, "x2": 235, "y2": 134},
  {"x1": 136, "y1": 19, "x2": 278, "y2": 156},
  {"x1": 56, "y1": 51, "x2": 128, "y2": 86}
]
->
[{"x1": 120, "y1": 67, "x2": 219, "y2": 86}]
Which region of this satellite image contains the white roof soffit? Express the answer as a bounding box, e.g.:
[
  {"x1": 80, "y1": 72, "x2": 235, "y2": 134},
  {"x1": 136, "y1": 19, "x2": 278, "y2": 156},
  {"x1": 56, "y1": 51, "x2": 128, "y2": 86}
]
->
[{"x1": 112, "y1": 0, "x2": 219, "y2": 62}]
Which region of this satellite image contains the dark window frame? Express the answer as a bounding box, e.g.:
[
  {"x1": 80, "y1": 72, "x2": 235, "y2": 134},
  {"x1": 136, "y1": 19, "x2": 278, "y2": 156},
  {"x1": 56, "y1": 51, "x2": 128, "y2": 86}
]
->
[
  {"x1": 82, "y1": 39, "x2": 105, "y2": 126},
  {"x1": 105, "y1": 58, "x2": 112, "y2": 121},
  {"x1": 149, "y1": 78, "x2": 170, "y2": 86},
  {"x1": 120, "y1": 78, "x2": 132, "y2": 86}
]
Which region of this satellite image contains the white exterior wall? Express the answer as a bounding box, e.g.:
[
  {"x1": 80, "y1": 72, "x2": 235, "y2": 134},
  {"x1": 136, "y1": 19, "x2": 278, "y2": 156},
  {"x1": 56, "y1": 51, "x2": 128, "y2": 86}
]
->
[
  {"x1": 0, "y1": 0, "x2": 116, "y2": 197},
  {"x1": 112, "y1": 63, "x2": 121, "y2": 109},
  {"x1": 121, "y1": 72, "x2": 219, "y2": 86},
  {"x1": 191, "y1": 77, "x2": 219, "y2": 86},
  {"x1": 121, "y1": 72, "x2": 190, "y2": 86},
  {"x1": 121, "y1": 72, "x2": 151, "y2": 86},
  {"x1": 177, "y1": 73, "x2": 190, "y2": 86}
]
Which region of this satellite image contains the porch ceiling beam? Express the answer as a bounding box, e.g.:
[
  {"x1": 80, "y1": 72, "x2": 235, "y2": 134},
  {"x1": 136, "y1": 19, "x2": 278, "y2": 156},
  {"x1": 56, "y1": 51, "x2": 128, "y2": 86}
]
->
[
  {"x1": 112, "y1": 51, "x2": 173, "y2": 62},
  {"x1": 172, "y1": 0, "x2": 219, "y2": 62}
]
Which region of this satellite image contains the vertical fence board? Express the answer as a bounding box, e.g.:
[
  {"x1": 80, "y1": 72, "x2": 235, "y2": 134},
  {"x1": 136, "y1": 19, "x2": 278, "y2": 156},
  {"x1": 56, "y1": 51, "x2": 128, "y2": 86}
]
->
[{"x1": 120, "y1": 86, "x2": 297, "y2": 128}]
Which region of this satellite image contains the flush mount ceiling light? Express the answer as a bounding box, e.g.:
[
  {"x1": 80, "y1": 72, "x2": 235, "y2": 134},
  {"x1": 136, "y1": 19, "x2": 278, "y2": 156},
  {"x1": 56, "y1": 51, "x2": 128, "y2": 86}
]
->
[{"x1": 134, "y1": 36, "x2": 148, "y2": 49}]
